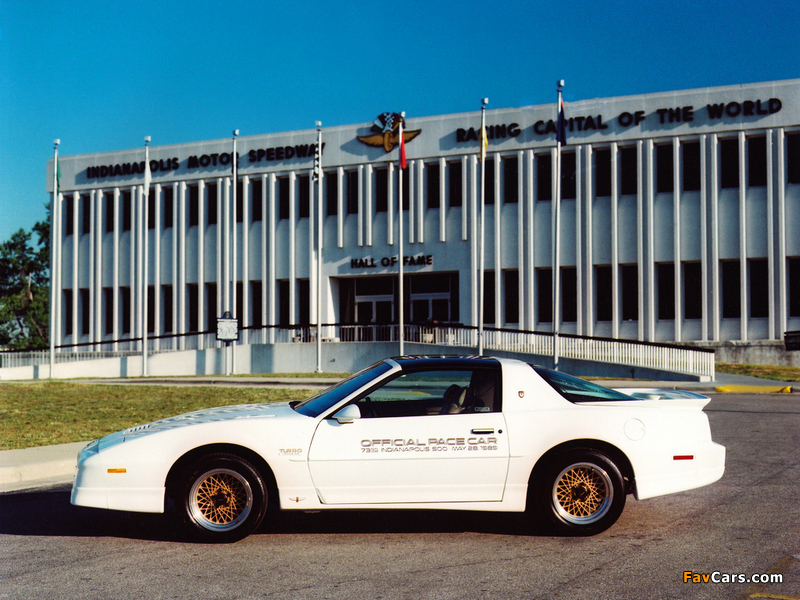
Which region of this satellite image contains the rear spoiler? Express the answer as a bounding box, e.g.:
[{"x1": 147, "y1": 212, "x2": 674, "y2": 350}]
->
[{"x1": 614, "y1": 388, "x2": 710, "y2": 401}]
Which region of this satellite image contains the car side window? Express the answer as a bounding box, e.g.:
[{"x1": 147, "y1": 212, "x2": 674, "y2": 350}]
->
[{"x1": 353, "y1": 369, "x2": 500, "y2": 418}]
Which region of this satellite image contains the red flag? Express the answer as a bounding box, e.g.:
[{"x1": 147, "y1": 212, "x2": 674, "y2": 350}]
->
[{"x1": 399, "y1": 121, "x2": 407, "y2": 169}]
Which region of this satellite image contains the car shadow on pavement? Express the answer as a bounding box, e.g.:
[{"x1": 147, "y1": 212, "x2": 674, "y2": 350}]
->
[
  {"x1": 0, "y1": 484, "x2": 178, "y2": 541},
  {"x1": 0, "y1": 484, "x2": 551, "y2": 541}
]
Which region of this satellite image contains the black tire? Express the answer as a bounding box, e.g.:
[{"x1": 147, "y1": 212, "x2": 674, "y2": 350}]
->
[
  {"x1": 173, "y1": 453, "x2": 268, "y2": 543},
  {"x1": 532, "y1": 449, "x2": 626, "y2": 536}
]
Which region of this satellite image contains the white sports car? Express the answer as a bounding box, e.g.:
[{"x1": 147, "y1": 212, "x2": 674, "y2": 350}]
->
[{"x1": 71, "y1": 356, "x2": 725, "y2": 542}]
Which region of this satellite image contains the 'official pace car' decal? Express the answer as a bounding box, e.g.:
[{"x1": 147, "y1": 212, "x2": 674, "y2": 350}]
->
[{"x1": 360, "y1": 437, "x2": 499, "y2": 453}]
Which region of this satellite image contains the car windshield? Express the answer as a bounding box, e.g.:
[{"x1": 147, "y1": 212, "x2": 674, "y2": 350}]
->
[
  {"x1": 532, "y1": 366, "x2": 636, "y2": 403},
  {"x1": 293, "y1": 361, "x2": 394, "y2": 417}
]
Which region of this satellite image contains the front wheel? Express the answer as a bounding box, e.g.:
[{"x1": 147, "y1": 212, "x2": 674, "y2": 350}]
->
[
  {"x1": 532, "y1": 449, "x2": 626, "y2": 536},
  {"x1": 174, "y1": 453, "x2": 268, "y2": 543}
]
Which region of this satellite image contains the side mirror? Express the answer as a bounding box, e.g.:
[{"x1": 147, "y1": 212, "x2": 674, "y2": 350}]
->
[{"x1": 333, "y1": 404, "x2": 361, "y2": 424}]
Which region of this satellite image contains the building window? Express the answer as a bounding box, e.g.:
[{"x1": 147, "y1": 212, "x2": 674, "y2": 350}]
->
[
  {"x1": 504, "y1": 269, "x2": 519, "y2": 324},
  {"x1": 346, "y1": 170, "x2": 359, "y2": 215},
  {"x1": 682, "y1": 141, "x2": 701, "y2": 192},
  {"x1": 163, "y1": 186, "x2": 174, "y2": 229},
  {"x1": 537, "y1": 267, "x2": 552, "y2": 323},
  {"x1": 63, "y1": 289, "x2": 73, "y2": 336},
  {"x1": 147, "y1": 285, "x2": 155, "y2": 334},
  {"x1": 103, "y1": 287, "x2": 114, "y2": 335},
  {"x1": 278, "y1": 280, "x2": 290, "y2": 326},
  {"x1": 64, "y1": 195, "x2": 74, "y2": 236},
  {"x1": 250, "y1": 281, "x2": 263, "y2": 328},
  {"x1": 720, "y1": 138, "x2": 740, "y2": 189},
  {"x1": 683, "y1": 262, "x2": 703, "y2": 319},
  {"x1": 657, "y1": 262, "x2": 675, "y2": 320},
  {"x1": 103, "y1": 192, "x2": 113, "y2": 233},
  {"x1": 537, "y1": 154, "x2": 552, "y2": 201},
  {"x1": 749, "y1": 258, "x2": 769, "y2": 318},
  {"x1": 748, "y1": 136, "x2": 767, "y2": 187},
  {"x1": 206, "y1": 183, "x2": 218, "y2": 225},
  {"x1": 79, "y1": 288, "x2": 90, "y2": 335},
  {"x1": 621, "y1": 264, "x2": 638, "y2": 321},
  {"x1": 120, "y1": 286, "x2": 131, "y2": 335},
  {"x1": 561, "y1": 152, "x2": 576, "y2": 200},
  {"x1": 656, "y1": 144, "x2": 674, "y2": 194},
  {"x1": 187, "y1": 283, "x2": 198, "y2": 332},
  {"x1": 561, "y1": 266, "x2": 577, "y2": 322},
  {"x1": 81, "y1": 194, "x2": 91, "y2": 235},
  {"x1": 448, "y1": 161, "x2": 462, "y2": 207},
  {"x1": 595, "y1": 149, "x2": 611, "y2": 197},
  {"x1": 235, "y1": 282, "x2": 244, "y2": 328},
  {"x1": 205, "y1": 282, "x2": 217, "y2": 331},
  {"x1": 787, "y1": 133, "x2": 800, "y2": 185},
  {"x1": 147, "y1": 189, "x2": 156, "y2": 229},
  {"x1": 162, "y1": 285, "x2": 173, "y2": 334},
  {"x1": 789, "y1": 257, "x2": 800, "y2": 317},
  {"x1": 298, "y1": 175, "x2": 310, "y2": 219},
  {"x1": 721, "y1": 260, "x2": 741, "y2": 318},
  {"x1": 504, "y1": 156, "x2": 519, "y2": 203},
  {"x1": 187, "y1": 185, "x2": 199, "y2": 227},
  {"x1": 375, "y1": 167, "x2": 388, "y2": 213},
  {"x1": 483, "y1": 158, "x2": 495, "y2": 205},
  {"x1": 251, "y1": 178, "x2": 263, "y2": 221},
  {"x1": 595, "y1": 265, "x2": 612, "y2": 322},
  {"x1": 298, "y1": 279, "x2": 310, "y2": 326},
  {"x1": 326, "y1": 171, "x2": 338, "y2": 216},
  {"x1": 398, "y1": 165, "x2": 410, "y2": 210},
  {"x1": 235, "y1": 179, "x2": 244, "y2": 223},
  {"x1": 483, "y1": 270, "x2": 495, "y2": 325},
  {"x1": 278, "y1": 177, "x2": 290, "y2": 220},
  {"x1": 620, "y1": 146, "x2": 637, "y2": 195},
  {"x1": 427, "y1": 163, "x2": 440, "y2": 209}
]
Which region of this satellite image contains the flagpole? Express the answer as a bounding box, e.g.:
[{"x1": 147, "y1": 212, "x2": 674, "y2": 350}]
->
[
  {"x1": 398, "y1": 113, "x2": 406, "y2": 356},
  {"x1": 553, "y1": 81, "x2": 564, "y2": 370},
  {"x1": 315, "y1": 121, "x2": 323, "y2": 373},
  {"x1": 230, "y1": 129, "x2": 239, "y2": 376},
  {"x1": 142, "y1": 136, "x2": 150, "y2": 376},
  {"x1": 478, "y1": 98, "x2": 488, "y2": 354},
  {"x1": 49, "y1": 140, "x2": 60, "y2": 378}
]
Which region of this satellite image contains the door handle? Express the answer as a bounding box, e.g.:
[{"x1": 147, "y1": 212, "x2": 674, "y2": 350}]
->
[{"x1": 471, "y1": 428, "x2": 495, "y2": 434}]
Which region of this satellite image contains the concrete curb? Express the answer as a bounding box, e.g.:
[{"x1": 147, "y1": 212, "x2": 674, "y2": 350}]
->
[{"x1": 0, "y1": 441, "x2": 88, "y2": 493}]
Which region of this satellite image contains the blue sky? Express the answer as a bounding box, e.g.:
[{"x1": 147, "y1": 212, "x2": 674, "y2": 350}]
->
[{"x1": 1, "y1": 0, "x2": 798, "y2": 244}]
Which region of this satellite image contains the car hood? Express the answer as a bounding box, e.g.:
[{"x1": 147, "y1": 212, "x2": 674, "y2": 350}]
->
[{"x1": 96, "y1": 402, "x2": 296, "y2": 450}]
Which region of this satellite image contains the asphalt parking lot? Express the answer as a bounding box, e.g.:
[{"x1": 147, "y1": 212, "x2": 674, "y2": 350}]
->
[{"x1": 1, "y1": 392, "x2": 799, "y2": 600}]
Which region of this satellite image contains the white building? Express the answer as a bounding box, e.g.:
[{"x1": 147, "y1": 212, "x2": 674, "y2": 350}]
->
[{"x1": 47, "y1": 79, "x2": 800, "y2": 367}]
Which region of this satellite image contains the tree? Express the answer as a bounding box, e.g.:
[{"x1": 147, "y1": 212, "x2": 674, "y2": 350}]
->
[{"x1": 0, "y1": 217, "x2": 50, "y2": 350}]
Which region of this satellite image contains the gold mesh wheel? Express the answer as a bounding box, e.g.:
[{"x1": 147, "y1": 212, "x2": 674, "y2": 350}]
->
[
  {"x1": 552, "y1": 462, "x2": 613, "y2": 525},
  {"x1": 189, "y1": 468, "x2": 253, "y2": 532}
]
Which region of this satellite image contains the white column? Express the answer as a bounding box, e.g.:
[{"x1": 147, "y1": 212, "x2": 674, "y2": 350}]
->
[
  {"x1": 766, "y1": 130, "x2": 776, "y2": 340},
  {"x1": 611, "y1": 144, "x2": 619, "y2": 340},
  {"x1": 583, "y1": 145, "x2": 594, "y2": 336},
  {"x1": 526, "y1": 150, "x2": 535, "y2": 331},
  {"x1": 439, "y1": 157, "x2": 446, "y2": 243},
  {"x1": 776, "y1": 129, "x2": 788, "y2": 337},
  {"x1": 738, "y1": 131, "x2": 747, "y2": 341},
  {"x1": 673, "y1": 138, "x2": 682, "y2": 342},
  {"x1": 709, "y1": 135, "x2": 720, "y2": 342}
]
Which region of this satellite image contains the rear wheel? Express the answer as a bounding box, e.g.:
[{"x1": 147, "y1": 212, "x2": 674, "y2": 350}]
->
[
  {"x1": 174, "y1": 453, "x2": 268, "y2": 543},
  {"x1": 533, "y1": 449, "x2": 626, "y2": 535}
]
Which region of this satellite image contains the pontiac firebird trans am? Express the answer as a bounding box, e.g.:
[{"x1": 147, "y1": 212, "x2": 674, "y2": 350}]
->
[{"x1": 71, "y1": 356, "x2": 725, "y2": 542}]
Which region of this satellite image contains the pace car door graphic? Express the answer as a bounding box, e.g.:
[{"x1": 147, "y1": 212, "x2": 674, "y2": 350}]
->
[{"x1": 307, "y1": 369, "x2": 510, "y2": 504}]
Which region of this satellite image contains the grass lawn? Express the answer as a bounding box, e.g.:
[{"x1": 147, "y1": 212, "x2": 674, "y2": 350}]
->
[
  {"x1": 715, "y1": 362, "x2": 800, "y2": 382},
  {"x1": 0, "y1": 382, "x2": 315, "y2": 450}
]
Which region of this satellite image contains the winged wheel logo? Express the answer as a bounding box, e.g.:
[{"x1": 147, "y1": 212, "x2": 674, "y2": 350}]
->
[{"x1": 357, "y1": 112, "x2": 421, "y2": 153}]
